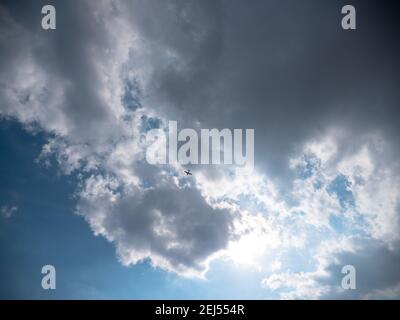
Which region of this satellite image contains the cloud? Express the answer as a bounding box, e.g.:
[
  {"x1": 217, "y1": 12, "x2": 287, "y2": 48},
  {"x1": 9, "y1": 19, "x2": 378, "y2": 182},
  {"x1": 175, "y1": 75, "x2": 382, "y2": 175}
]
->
[
  {"x1": 262, "y1": 133, "x2": 400, "y2": 299},
  {"x1": 121, "y1": 0, "x2": 400, "y2": 184},
  {"x1": 323, "y1": 240, "x2": 400, "y2": 299},
  {"x1": 263, "y1": 238, "x2": 400, "y2": 300},
  {"x1": 1, "y1": 205, "x2": 17, "y2": 219},
  {"x1": 76, "y1": 171, "x2": 236, "y2": 277}
]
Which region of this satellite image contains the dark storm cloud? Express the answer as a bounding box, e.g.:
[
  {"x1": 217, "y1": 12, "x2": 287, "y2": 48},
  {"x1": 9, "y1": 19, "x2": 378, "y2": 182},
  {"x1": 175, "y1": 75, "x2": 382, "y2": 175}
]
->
[
  {"x1": 2, "y1": 0, "x2": 399, "y2": 176},
  {"x1": 123, "y1": 0, "x2": 400, "y2": 182}
]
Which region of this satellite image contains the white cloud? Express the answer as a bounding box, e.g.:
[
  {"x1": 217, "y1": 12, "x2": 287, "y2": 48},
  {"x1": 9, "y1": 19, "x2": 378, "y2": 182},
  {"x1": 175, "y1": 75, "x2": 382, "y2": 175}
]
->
[
  {"x1": 262, "y1": 132, "x2": 400, "y2": 299},
  {"x1": 363, "y1": 283, "x2": 400, "y2": 300},
  {"x1": 262, "y1": 237, "x2": 357, "y2": 299},
  {"x1": 1, "y1": 205, "x2": 17, "y2": 219}
]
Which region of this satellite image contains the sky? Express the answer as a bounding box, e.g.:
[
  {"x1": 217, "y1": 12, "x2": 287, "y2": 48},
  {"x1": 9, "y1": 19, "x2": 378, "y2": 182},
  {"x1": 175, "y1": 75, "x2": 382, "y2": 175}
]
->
[{"x1": 0, "y1": 0, "x2": 400, "y2": 299}]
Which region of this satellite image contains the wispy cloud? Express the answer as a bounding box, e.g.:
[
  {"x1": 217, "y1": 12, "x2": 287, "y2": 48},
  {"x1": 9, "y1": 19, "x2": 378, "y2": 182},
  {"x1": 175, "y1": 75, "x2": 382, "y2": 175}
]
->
[{"x1": 1, "y1": 205, "x2": 17, "y2": 219}]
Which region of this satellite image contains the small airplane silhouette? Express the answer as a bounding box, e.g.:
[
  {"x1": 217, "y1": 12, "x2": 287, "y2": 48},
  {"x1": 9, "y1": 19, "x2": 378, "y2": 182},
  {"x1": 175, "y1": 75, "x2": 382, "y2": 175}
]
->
[{"x1": 184, "y1": 169, "x2": 192, "y2": 176}]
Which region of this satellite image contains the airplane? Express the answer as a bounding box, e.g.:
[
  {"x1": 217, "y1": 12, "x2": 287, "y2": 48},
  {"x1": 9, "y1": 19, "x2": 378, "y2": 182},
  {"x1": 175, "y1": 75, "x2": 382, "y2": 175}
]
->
[{"x1": 184, "y1": 169, "x2": 192, "y2": 176}]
